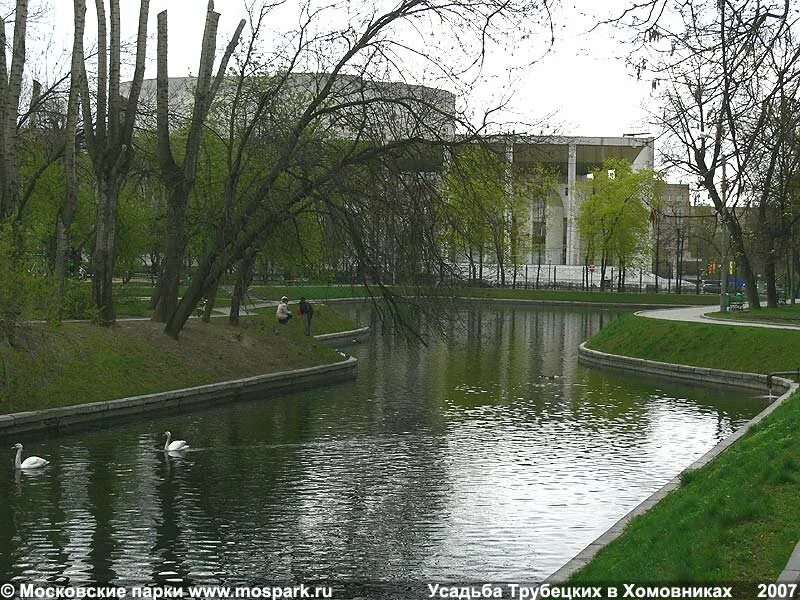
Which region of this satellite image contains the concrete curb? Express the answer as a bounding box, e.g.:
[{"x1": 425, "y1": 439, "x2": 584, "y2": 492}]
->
[
  {"x1": 546, "y1": 343, "x2": 798, "y2": 583},
  {"x1": 774, "y1": 542, "x2": 800, "y2": 599},
  {"x1": 0, "y1": 357, "x2": 357, "y2": 438},
  {"x1": 314, "y1": 326, "x2": 370, "y2": 345}
]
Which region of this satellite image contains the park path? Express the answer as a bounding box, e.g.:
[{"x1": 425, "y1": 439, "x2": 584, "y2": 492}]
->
[{"x1": 637, "y1": 304, "x2": 800, "y2": 330}]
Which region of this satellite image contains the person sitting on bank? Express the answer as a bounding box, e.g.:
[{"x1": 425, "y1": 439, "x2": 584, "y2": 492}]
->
[
  {"x1": 276, "y1": 296, "x2": 293, "y2": 325},
  {"x1": 298, "y1": 297, "x2": 314, "y2": 336}
]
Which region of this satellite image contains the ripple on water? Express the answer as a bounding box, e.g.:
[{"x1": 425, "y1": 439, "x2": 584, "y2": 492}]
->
[{"x1": 0, "y1": 305, "x2": 767, "y2": 583}]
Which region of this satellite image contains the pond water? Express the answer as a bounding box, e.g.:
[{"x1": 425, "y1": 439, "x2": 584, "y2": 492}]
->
[{"x1": 0, "y1": 304, "x2": 767, "y2": 586}]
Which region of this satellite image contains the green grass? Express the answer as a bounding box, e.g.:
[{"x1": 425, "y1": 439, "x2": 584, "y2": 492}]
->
[
  {"x1": 586, "y1": 313, "x2": 800, "y2": 373},
  {"x1": 59, "y1": 281, "x2": 714, "y2": 319},
  {"x1": 112, "y1": 282, "x2": 234, "y2": 318},
  {"x1": 574, "y1": 313, "x2": 800, "y2": 589},
  {"x1": 247, "y1": 303, "x2": 362, "y2": 335},
  {"x1": 249, "y1": 284, "x2": 369, "y2": 302},
  {"x1": 0, "y1": 307, "x2": 357, "y2": 414},
  {"x1": 449, "y1": 288, "x2": 714, "y2": 305},
  {"x1": 250, "y1": 284, "x2": 715, "y2": 306},
  {"x1": 708, "y1": 303, "x2": 800, "y2": 326}
]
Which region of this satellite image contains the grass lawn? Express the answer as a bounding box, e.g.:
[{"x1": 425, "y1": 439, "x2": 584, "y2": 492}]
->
[
  {"x1": 586, "y1": 313, "x2": 800, "y2": 373},
  {"x1": 250, "y1": 284, "x2": 716, "y2": 306},
  {"x1": 61, "y1": 282, "x2": 714, "y2": 319},
  {"x1": 708, "y1": 303, "x2": 800, "y2": 326},
  {"x1": 249, "y1": 284, "x2": 369, "y2": 302},
  {"x1": 573, "y1": 313, "x2": 800, "y2": 589},
  {"x1": 449, "y1": 288, "x2": 714, "y2": 305},
  {"x1": 0, "y1": 308, "x2": 356, "y2": 414},
  {"x1": 247, "y1": 303, "x2": 361, "y2": 335},
  {"x1": 112, "y1": 282, "x2": 234, "y2": 318}
]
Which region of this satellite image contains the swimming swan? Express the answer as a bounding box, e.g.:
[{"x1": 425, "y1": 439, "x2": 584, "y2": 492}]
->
[
  {"x1": 12, "y1": 443, "x2": 49, "y2": 469},
  {"x1": 163, "y1": 431, "x2": 189, "y2": 452}
]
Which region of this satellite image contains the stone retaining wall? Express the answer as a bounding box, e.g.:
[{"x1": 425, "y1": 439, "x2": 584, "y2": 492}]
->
[
  {"x1": 578, "y1": 343, "x2": 791, "y2": 393},
  {"x1": 547, "y1": 344, "x2": 798, "y2": 582},
  {"x1": 315, "y1": 326, "x2": 370, "y2": 346},
  {"x1": 0, "y1": 357, "x2": 357, "y2": 438}
]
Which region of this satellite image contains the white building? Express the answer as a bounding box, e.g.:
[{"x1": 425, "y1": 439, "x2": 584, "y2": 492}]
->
[
  {"x1": 129, "y1": 74, "x2": 667, "y2": 279},
  {"x1": 483, "y1": 134, "x2": 656, "y2": 267}
]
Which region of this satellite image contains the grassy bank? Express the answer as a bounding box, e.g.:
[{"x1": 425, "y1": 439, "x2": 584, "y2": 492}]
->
[
  {"x1": 250, "y1": 284, "x2": 368, "y2": 302},
  {"x1": 586, "y1": 313, "x2": 800, "y2": 373},
  {"x1": 573, "y1": 313, "x2": 800, "y2": 588},
  {"x1": 249, "y1": 303, "x2": 361, "y2": 334},
  {"x1": 451, "y1": 288, "x2": 713, "y2": 305},
  {"x1": 1, "y1": 307, "x2": 355, "y2": 414},
  {"x1": 253, "y1": 284, "x2": 715, "y2": 305},
  {"x1": 71, "y1": 281, "x2": 716, "y2": 319},
  {"x1": 708, "y1": 303, "x2": 800, "y2": 326}
]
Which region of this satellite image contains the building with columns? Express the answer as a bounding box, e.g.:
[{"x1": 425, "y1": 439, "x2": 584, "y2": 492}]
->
[{"x1": 484, "y1": 134, "x2": 656, "y2": 267}]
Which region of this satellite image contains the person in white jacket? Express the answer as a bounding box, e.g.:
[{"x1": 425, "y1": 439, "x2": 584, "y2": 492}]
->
[{"x1": 276, "y1": 296, "x2": 293, "y2": 325}]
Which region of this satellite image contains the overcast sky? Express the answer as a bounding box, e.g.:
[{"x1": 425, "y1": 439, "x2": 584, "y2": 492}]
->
[{"x1": 20, "y1": 0, "x2": 653, "y2": 138}]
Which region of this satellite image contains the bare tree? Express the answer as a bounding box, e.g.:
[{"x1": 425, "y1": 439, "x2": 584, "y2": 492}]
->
[
  {"x1": 616, "y1": 0, "x2": 800, "y2": 308},
  {"x1": 150, "y1": 2, "x2": 245, "y2": 323},
  {"x1": 54, "y1": 0, "x2": 86, "y2": 314},
  {"x1": 161, "y1": 0, "x2": 551, "y2": 338},
  {"x1": 78, "y1": 0, "x2": 150, "y2": 325},
  {"x1": 0, "y1": 0, "x2": 29, "y2": 220}
]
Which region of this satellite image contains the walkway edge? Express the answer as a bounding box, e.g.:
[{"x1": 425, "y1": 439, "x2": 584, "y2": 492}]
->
[
  {"x1": 0, "y1": 357, "x2": 358, "y2": 438},
  {"x1": 546, "y1": 343, "x2": 798, "y2": 583}
]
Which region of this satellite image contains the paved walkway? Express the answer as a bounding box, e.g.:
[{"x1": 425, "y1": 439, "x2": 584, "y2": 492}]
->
[
  {"x1": 638, "y1": 302, "x2": 800, "y2": 595},
  {"x1": 637, "y1": 304, "x2": 800, "y2": 330}
]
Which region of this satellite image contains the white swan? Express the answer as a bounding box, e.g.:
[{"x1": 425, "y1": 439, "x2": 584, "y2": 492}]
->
[
  {"x1": 12, "y1": 443, "x2": 49, "y2": 469},
  {"x1": 163, "y1": 431, "x2": 189, "y2": 452}
]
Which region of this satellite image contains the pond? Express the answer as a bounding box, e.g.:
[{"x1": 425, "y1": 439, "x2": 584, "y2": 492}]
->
[{"x1": 0, "y1": 304, "x2": 767, "y2": 586}]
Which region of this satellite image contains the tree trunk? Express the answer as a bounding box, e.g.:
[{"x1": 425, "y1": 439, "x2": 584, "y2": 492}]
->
[
  {"x1": 765, "y1": 258, "x2": 778, "y2": 308},
  {"x1": 165, "y1": 252, "x2": 226, "y2": 337},
  {"x1": 80, "y1": 0, "x2": 150, "y2": 325},
  {"x1": 654, "y1": 218, "x2": 660, "y2": 293},
  {"x1": 201, "y1": 283, "x2": 218, "y2": 323},
  {"x1": 229, "y1": 254, "x2": 256, "y2": 326},
  {"x1": 153, "y1": 6, "x2": 244, "y2": 323},
  {"x1": 726, "y1": 218, "x2": 760, "y2": 308},
  {"x1": 793, "y1": 245, "x2": 800, "y2": 302},
  {"x1": 54, "y1": 0, "x2": 86, "y2": 317},
  {"x1": 0, "y1": 0, "x2": 29, "y2": 220},
  {"x1": 600, "y1": 255, "x2": 607, "y2": 292},
  {"x1": 92, "y1": 178, "x2": 119, "y2": 325},
  {"x1": 153, "y1": 184, "x2": 187, "y2": 322}
]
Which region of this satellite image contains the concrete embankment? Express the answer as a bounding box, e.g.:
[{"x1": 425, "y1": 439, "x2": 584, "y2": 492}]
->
[
  {"x1": 0, "y1": 357, "x2": 357, "y2": 437},
  {"x1": 315, "y1": 326, "x2": 370, "y2": 346}
]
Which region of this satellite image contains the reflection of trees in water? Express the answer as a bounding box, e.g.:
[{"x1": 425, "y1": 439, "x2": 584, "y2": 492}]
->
[
  {"x1": 151, "y1": 451, "x2": 191, "y2": 585},
  {"x1": 0, "y1": 468, "x2": 19, "y2": 580},
  {"x1": 43, "y1": 446, "x2": 69, "y2": 582},
  {"x1": 85, "y1": 441, "x2": 119, "y2": 583}
]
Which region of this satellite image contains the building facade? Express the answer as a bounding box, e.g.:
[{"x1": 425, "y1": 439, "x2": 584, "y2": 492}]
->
[{"x1": 484, "y1": 134, "x2": 656, "y2": 266}]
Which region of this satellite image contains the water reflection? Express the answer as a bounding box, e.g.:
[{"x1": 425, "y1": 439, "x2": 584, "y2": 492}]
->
[{"x1": 0, "y1": 305, "x2": 766, "y2": 584}]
